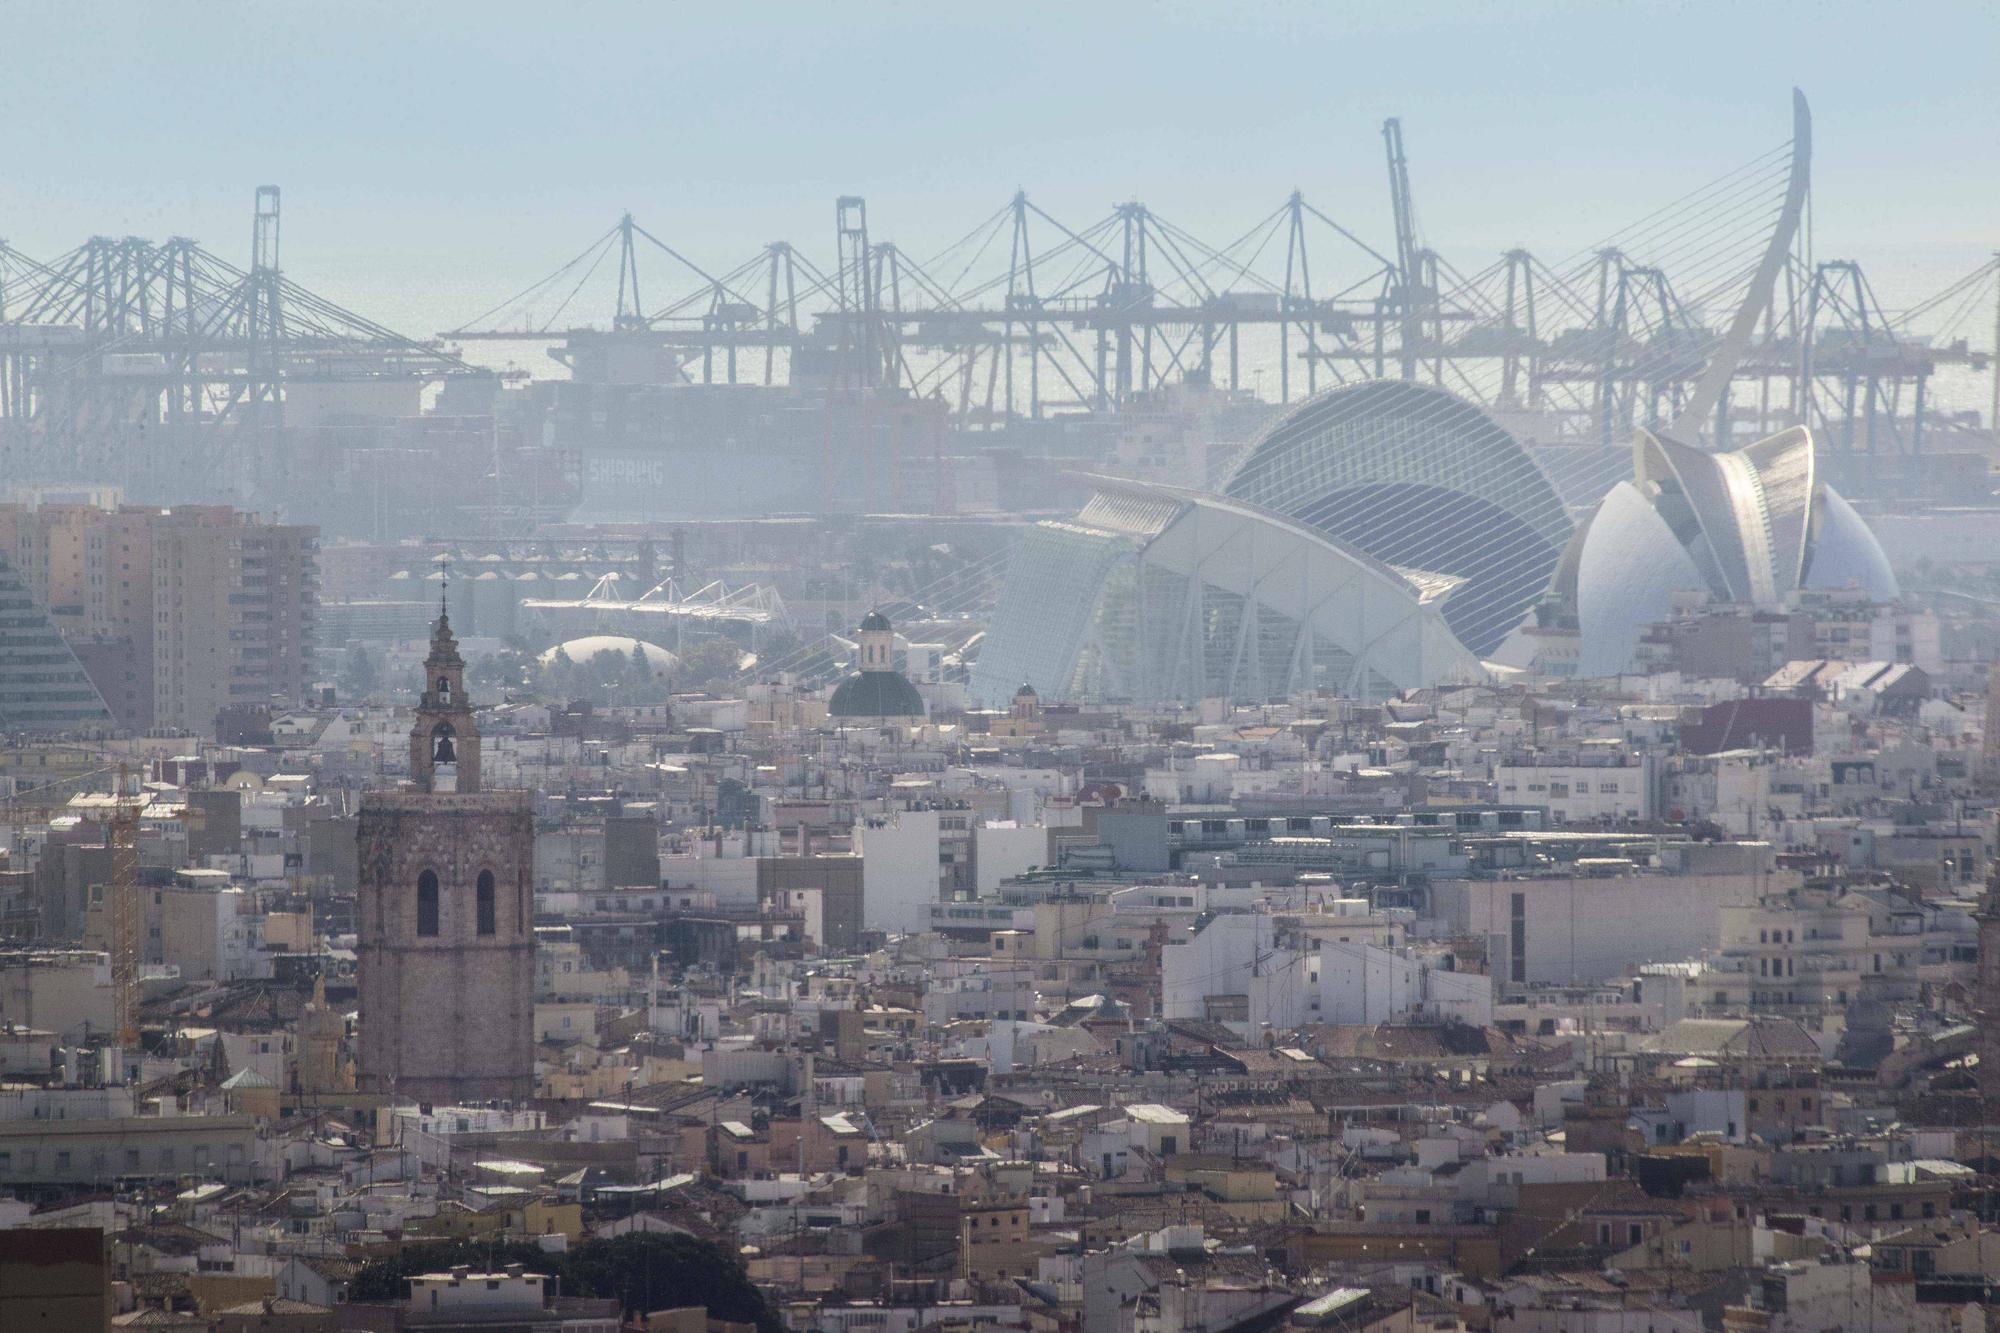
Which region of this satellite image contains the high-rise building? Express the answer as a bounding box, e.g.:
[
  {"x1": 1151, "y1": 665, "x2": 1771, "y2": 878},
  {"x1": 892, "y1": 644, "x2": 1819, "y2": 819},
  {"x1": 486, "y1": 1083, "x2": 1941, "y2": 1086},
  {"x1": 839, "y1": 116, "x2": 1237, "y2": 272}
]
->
[
  {"x1": 0, "y1": 503, "x2": 317, "y2": 733},
  {"x1": 149, "y1": 508, "x2": 318, "y2": 733},
  {"x1": 0, "y1": 553, "x2": 112, "y2": 735},
  {"x1": 355, "y1": 606, "x2": 534, "y2": 1105}
]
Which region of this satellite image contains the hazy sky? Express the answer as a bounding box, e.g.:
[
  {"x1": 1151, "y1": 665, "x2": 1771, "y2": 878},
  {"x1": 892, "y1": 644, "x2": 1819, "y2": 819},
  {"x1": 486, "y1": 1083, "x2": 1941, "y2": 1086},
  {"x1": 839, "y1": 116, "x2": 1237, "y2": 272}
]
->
[{"x1": 4, "y1": 1, "x2": 1995, "y2": 335}]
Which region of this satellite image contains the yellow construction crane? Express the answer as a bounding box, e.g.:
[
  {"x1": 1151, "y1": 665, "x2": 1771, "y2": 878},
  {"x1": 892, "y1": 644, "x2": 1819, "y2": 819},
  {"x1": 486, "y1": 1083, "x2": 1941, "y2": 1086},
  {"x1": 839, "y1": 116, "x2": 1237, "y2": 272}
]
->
[
  {"x1": 106, "y1": 770, "x2": 209, "y2": 1051},
  {"x1": 1, "y1": 759, "x2": 208, "y2": 1049},
  {"x1": 0, "y1": 764, "x2": 125, "y2": 840}
]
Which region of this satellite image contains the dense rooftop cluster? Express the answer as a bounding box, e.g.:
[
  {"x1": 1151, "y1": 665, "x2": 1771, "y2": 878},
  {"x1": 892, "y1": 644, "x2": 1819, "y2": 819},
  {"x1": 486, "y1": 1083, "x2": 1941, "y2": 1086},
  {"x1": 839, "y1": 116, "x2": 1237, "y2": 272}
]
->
[{"x1": 0, "y1": 577, "x2": 1997, "y2": 1331}]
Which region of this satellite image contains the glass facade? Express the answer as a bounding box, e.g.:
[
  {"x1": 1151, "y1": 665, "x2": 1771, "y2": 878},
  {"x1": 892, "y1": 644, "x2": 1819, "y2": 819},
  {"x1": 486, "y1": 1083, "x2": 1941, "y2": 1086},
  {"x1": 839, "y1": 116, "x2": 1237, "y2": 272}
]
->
[{"x1": 0, "y1": 554, "x2": 112, "y2": 733}]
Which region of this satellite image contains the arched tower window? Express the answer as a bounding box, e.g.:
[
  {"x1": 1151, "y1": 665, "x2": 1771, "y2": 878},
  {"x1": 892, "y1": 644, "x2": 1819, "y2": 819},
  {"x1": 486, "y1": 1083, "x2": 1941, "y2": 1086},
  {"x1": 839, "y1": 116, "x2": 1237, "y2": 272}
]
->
[
  {"x1": 416, "y1": 869, "x2": 440, "y2": 937},
  {"x1": 476, "y1": 870, "x2": 496, "y2": 936},
  {"x1": 431, "y1": 721, "x2": 457, "y2": 764},
  {"x1": 437, "y1": 676, "x2": 452, "y2": 702}
]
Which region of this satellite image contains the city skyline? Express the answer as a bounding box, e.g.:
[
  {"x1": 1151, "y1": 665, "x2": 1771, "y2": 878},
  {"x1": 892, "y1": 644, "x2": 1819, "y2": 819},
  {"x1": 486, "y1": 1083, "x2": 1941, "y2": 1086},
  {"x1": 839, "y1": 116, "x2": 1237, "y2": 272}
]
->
[{"x1": 4, "y1": 8, "x2": 2000, "y2": 1327}]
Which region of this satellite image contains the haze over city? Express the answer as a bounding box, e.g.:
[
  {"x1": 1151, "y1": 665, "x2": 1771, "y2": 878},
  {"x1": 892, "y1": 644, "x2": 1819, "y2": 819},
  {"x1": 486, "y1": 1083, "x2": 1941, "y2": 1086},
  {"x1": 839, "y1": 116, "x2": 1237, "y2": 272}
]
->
[
  {"x1": 1, "y1": 5, "x2": 1999, "y2": 1331},
  {"x1": 4, "y1": 1, "x2": 1995, "y2": 331}
]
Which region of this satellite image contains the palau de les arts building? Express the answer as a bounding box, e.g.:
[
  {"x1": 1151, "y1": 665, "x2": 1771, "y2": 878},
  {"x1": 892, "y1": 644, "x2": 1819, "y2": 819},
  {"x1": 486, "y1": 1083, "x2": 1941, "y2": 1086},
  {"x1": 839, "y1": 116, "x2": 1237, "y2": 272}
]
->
[{"x1": 971, "y1": 382, "x2": 1897, "y2": 706}]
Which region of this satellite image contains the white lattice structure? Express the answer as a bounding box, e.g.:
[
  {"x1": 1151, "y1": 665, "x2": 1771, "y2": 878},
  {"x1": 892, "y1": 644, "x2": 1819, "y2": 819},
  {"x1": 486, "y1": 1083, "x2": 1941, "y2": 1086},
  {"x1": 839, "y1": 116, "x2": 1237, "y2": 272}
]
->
[
  {"x1": 524, "y1": 575, "x2": 789, "y2": 627},
  {"x1": 521, "y1": 575, "x2": 791, "y2": 652},
  {"x1": 972, "y1": 475, "x2": 1483, "y2": 706},
  {"x1": 1220, "y1": 379, "x2": 1573, "y2": 658}
]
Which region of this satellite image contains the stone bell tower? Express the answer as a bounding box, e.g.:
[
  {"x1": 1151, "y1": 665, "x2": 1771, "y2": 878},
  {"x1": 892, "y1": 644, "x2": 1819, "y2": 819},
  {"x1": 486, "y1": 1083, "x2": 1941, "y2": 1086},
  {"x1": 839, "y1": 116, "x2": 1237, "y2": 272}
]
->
[
  {"x1": 410, "y1": 608, "x2": 479, "y2": 794},
  {"x1": 355, "y1": 597, "x2": 534, "y2": 1106}
]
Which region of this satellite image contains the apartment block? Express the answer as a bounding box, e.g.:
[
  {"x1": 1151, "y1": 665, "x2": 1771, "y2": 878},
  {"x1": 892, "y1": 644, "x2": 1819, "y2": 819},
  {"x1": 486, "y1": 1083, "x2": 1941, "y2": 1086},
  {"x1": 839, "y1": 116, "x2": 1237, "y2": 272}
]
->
[{"x1": 0, "y1": 502, "x2": 317, "y2": 733}]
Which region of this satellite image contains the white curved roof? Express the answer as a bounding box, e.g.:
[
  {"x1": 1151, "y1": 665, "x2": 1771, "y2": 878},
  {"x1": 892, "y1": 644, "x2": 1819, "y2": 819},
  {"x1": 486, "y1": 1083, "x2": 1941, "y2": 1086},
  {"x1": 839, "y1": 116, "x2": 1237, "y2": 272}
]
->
[
  {"x1": 1803, "y1": 487, "x2": 1899, "y2": 599},
  {"x1": 1137, "y1": 484, "x2": 1483, "y2": 695},
  {"x1": 1576, "y1": 480, "x2": 1707, "y2": 678},
  {"x1": 972, "y1": 475, "x2": 1483, "y2": 705},
  {"x1": 539, "y1": 635, "x2": 680, "y2": 670},
  {"x1": 1219, "y1": 380, "x2": 1572, "y2": 658},
  {"x1": 1635, "y1": 425, "x2": 1818, "y2": 602},
  {"x1": 1572, "y1": 425, "x2": 1899, "y2": 674}
]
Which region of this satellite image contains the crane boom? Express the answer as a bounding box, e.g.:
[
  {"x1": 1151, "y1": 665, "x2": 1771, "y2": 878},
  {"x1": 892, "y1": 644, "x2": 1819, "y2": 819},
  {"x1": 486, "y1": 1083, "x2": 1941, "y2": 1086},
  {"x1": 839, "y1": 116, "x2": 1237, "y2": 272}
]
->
[{"x1": 1382, "y1": 118, "x2": 1425, "y2": 380}]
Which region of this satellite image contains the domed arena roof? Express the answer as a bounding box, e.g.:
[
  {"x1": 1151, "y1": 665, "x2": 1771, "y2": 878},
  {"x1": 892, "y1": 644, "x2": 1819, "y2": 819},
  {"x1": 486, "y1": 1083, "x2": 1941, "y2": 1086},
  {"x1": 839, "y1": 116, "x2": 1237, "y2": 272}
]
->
[
  {"x1": 1571, "y1": 425, "x2": 1898, "y2": 676},
  {"x1": 538, "y1": 635, "x2": 680, "y2": 672},
  {"x1": 1221, "y1": 380, "x2": 1572, "y2": 658},
  {"x1": 1801, "y1": 487, "x2": 1898, "y2": 598},
  {"x1": 828, "y1": 669, "x2": 925, "y2": 719}
]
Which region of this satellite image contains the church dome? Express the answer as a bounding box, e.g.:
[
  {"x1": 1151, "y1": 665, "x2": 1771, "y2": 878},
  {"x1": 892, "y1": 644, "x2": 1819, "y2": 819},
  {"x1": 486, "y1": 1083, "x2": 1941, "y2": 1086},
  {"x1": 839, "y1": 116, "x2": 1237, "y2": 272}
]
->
[
  {"x1": 858, "y1": 609, "x2": 893, "y2": 633},
  {"x1": 828, "y1": 668, "x2": 925, "y2": 719}
]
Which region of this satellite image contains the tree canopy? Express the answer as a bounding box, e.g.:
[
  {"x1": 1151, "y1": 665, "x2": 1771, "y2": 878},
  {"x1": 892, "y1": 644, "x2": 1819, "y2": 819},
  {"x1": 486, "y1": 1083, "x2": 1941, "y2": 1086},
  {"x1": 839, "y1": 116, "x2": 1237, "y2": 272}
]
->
[
  {"x1": 348, "y1": 1232, "x2": 778, "y2": 1331},
  {"x1": 676, "y1": 637, "x2": 747, "y2": 694}
]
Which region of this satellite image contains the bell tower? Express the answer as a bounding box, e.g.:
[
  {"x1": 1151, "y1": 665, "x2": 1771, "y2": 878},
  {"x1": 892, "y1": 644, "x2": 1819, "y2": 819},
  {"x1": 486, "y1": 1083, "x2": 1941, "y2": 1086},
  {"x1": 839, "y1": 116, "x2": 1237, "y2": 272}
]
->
[
  {"x1": 355, "y1": 597, "x2": 534, "y2": 1107},
  {"x1": 410, "y1": 601, "x2": 480, "y2": 793},
  {"x1": 858, "y1": 609, "x2": 896, "y2": 671}
]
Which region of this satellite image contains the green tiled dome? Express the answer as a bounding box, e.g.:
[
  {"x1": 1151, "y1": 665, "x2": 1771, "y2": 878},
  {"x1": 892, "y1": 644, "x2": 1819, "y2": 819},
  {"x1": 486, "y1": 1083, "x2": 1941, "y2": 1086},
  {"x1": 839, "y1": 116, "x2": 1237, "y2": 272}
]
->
[{"x1": 828, "y1": 669, "x2": 925, "y2": 718}]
